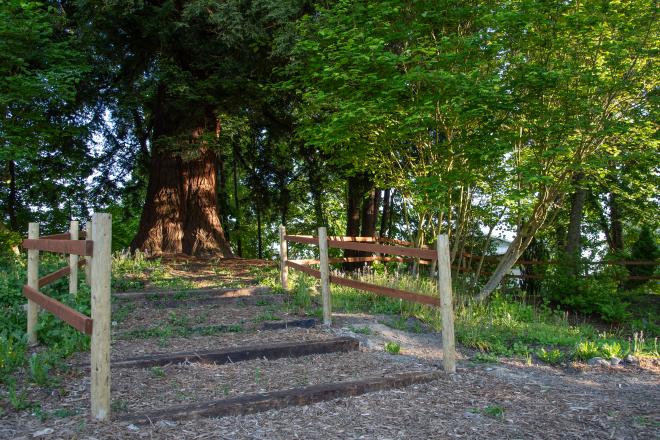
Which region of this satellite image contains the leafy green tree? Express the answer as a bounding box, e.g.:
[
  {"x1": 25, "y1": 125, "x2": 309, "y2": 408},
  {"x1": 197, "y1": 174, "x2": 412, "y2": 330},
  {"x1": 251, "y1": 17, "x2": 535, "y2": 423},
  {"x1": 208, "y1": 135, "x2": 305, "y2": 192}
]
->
[
  {"x1": 75, "y1": 0, "x2": 308, "y2": 255},
  {"x1": 0, "y1": 0, "x2": 91, "y2": 233}
]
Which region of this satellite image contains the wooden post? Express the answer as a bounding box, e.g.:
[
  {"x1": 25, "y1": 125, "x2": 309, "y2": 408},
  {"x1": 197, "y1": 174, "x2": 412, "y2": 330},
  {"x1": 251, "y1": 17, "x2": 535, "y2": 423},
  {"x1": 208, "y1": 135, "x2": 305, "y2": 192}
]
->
[
  {"x1": 279, "y1": 225, "x2": 288, "y2": 290},
  {"x1": 84, "y1": 221, "x2": 92, "y2": 286},
  {"x1": 90, "y1": 213, "x2": 111, "y2": 421},
  {"x1": 436, "y1": 234, "x2": 456, "y2": 373},
  {"x1": 27, "y1": 222, "x2": 39, "y2": 345},
  {"x1": 318, "y1": 227, "x2": 332, "y2": 326},
  {"x1": 69, "y1": 220, "x2": 79, "y2": 296}
]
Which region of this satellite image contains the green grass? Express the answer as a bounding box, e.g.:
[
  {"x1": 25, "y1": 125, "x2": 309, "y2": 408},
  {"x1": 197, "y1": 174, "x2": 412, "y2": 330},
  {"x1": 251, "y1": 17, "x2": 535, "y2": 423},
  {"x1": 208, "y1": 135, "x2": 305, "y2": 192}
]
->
[
  {"x1": 275, "y1": 266, "x2": 660, "y2": 363},
  {"x1": 384, "y1": 341, "x2": 401, "y2": 355},
  {"x1": 536, "y1": 348, "x2": 564, "y2": 365}
]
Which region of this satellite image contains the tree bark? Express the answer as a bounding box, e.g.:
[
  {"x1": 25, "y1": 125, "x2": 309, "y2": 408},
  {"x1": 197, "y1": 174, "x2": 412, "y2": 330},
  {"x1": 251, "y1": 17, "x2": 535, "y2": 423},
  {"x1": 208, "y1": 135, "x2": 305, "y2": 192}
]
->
[
  {"x1": 131, "y1": 145, "x2": 233, "y2": 257},
  {"x1": 232, "y1": 142, "x2": 242, "y2": 257},
  {"x1": 380, "y1": 188, "x2": 391, "y2": 237},
  {"x1": 256, "y1": 204, "x2": 262, "y2": 259},
  {"x1": 565, "y1": 174, "x2": 587, "y2": 265},
  {"x1": 361, "y1": 188, "x2": 380, "y2": 238},
  {"x1": 343, "y1": 173, "x2": 370, "y2": 270},
  {"x1": 302, "y1": 147, "x2": 326, "y2": 229},
  {"x1": 609, "y1": 192, "x2": 624, "y2": 253},
  {"x1": 7, "y1": 160, "x2": 18, "y2": 230}
]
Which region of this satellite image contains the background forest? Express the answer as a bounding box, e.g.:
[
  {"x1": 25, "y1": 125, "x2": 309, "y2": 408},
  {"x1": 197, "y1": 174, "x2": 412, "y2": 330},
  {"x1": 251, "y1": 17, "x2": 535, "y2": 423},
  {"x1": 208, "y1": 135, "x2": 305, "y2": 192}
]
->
[{"x1": 1, "y1": 0, "x2": 658, "y2": 359}]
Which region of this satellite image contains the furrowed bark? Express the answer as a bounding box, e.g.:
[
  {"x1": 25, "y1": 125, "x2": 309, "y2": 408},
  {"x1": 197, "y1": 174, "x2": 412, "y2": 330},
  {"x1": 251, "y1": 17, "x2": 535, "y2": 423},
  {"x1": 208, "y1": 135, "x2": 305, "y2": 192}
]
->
[{"x1": 131, "y1": 136, "x2": 233, "y2": 257}]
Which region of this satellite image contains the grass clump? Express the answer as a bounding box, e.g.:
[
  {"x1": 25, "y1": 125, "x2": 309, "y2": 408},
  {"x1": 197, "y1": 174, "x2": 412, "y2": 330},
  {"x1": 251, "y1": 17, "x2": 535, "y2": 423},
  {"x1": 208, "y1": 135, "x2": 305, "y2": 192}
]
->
[
  {"x1": 536, "y1": 348, "x2": 563, "y2": 365},
  {"x1": 384, "y1": 341, "x2": 401, "y2": 355}
]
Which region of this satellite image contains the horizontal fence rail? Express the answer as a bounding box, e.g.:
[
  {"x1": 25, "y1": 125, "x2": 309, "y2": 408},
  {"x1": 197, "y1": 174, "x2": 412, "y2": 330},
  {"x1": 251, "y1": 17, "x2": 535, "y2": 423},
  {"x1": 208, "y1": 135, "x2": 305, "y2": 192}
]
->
[
  {"x1": 38, "y1": 259, "x2": 86, "y2": 288},
  {"x1": 22, "y1": 238, "x2": 93, "y2": 256},
  {"x1": 23, "y1": 285, "x2": 93, "y2": 334},
  {"x1": 280, "y1": 226, "x2": 456, "y2": 373},
  {"x1": 284, "y1": 235, "x2": 657, "y2": 282},
  {"x1": 285, "y1": 261, "x2": 440, "y2": 307}
]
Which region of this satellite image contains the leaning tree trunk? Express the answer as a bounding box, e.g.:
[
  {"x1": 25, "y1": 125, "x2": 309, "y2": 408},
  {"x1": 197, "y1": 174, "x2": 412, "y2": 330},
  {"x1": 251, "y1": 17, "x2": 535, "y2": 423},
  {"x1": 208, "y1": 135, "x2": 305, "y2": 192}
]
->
[
  {"x1": 477, "y1": 187, "x2": 562, "y2": 301},
  {"x1": 131, "y1": 146, "x2": 233, "y2": 257}
]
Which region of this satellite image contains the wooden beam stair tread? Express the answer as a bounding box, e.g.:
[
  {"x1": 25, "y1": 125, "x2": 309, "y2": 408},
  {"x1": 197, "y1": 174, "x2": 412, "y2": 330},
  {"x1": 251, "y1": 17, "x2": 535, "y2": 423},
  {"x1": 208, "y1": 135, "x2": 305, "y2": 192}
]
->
[
  {"x1": 109, "y1": 336, "x2": 358, "y2": 369},
  {"x1": 119, "y1": 370, "x2": 442, "y2": 424}
]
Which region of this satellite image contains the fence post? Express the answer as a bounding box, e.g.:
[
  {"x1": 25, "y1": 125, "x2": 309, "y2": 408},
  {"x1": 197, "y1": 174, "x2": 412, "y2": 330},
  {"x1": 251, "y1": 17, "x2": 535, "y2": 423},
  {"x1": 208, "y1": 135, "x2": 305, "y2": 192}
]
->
[
  {"x1": 279, "y1": 225, "x2": 288, "y2": 290},
  {"x1": 90, "y1": 213, "x2": 111, "y2": 421},
  {"x1": 84, "y1": 221, "x2": 92, "y2": 286},
  {"x1": 436, "y1": 234, "x2": 456, "y2": 373},
  {"x1": 27, "y1": 222, "x2": 40, "y2": 345},
  {"x1": 318, "y1": 227, "x2": 332, "y2": 326},
  {"x1": 69, "y1": 220, "x2": 79, "y2": 296}
]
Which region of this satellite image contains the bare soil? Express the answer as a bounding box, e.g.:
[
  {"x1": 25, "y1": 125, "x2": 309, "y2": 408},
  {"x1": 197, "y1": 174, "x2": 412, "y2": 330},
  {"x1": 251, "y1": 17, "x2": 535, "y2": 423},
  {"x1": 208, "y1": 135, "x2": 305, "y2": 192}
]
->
[{"x1": 1, "y1": 257, "x2": 658, "y2": 439}]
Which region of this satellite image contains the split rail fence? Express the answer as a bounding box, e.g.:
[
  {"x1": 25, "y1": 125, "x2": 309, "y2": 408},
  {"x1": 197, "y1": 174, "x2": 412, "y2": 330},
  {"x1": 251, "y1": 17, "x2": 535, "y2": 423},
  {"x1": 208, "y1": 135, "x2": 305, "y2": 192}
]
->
[
  {"x1": 279, "y1": 226, "x2": 456, "y2": 373},
  {"x1": 21, "y1": 213, "x2": 112, "y2": 421}
]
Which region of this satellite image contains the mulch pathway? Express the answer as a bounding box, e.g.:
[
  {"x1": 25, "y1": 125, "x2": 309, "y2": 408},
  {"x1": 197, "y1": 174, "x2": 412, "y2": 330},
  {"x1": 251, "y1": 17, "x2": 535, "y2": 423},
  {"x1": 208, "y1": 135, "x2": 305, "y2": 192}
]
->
[{"x1": 1, "y1": 257, "x2": 658, "y2": 439}]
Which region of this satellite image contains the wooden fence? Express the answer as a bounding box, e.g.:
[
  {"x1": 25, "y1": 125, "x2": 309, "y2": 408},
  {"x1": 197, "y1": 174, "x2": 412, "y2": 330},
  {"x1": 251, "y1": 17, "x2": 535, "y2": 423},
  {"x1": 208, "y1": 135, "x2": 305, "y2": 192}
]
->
[
  {"x1": 279, "y1": 226, "x2": 456, "y2": 373},
  {"x1": 21, "y1": 213, "x2": 112, "y2": 421}
]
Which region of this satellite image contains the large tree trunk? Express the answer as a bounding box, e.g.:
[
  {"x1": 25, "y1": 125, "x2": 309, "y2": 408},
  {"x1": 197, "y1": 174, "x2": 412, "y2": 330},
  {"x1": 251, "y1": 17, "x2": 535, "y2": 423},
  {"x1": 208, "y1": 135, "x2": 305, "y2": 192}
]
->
[{"x1": 131, "y1": 145, "x2": 233, "y2": 257}]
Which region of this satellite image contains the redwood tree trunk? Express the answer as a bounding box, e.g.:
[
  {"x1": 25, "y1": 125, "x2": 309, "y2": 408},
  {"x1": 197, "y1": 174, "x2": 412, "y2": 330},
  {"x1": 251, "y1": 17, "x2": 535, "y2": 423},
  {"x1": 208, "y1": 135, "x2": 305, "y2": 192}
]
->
[{"x1": 131, "y1": 146, "x2": 233, "y2": 257}]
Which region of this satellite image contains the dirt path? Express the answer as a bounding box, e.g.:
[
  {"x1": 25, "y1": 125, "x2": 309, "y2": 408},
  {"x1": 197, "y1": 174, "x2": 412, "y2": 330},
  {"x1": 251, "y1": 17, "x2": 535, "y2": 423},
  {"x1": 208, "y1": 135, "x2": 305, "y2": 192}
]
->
[{"x1": 1, "y1": 258, "x2": 658, "y2": 439}]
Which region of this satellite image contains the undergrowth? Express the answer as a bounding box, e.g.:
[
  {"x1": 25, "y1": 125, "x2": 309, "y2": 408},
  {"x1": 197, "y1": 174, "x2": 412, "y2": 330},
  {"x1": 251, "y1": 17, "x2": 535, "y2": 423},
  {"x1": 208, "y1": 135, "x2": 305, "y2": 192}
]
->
[{"x1": 257, "y1": 262, "x2": 659, "y2": 364}]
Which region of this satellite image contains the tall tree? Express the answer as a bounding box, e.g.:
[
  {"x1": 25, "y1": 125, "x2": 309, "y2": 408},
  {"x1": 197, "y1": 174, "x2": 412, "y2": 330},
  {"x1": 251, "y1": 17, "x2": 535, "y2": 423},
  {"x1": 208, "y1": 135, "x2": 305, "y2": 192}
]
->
[{"x1": 76, "y1": 0, "x2": 306, "y2": 255}]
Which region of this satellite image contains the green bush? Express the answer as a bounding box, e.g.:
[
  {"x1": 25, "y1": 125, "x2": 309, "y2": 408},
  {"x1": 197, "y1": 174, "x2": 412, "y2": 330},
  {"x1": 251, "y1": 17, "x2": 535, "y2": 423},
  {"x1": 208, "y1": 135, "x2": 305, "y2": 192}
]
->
[
  {"x1": 384, "y1": 341, "x2": 401, "y2": 355},
  {"x1": 626, "y1": 226, "x2": 658, "y2": 289},
  {"x1": 541, "y1": 260, "x2": 630, "y2": 322}
]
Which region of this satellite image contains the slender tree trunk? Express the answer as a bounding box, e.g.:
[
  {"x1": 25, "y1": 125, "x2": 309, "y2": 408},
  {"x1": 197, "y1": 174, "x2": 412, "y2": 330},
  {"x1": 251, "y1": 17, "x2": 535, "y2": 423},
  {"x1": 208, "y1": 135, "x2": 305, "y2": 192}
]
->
[
  {"x1": 380, "y1": 188, "x2": 391, "y2": 237},
  {"x1": 303, "y1": 147, "x2": 325, "y2": 228},
  {"x1": 477, "y1": 188, "x2": 562, "y2": 301},
  {"x1": 387, "y1": 190, "x2": 396, "y2": 237},
  {"x1": 7, "y1": 160, "x2": 18, "y2": 230},
  {"x1": 256, "y1": 204, "x2": 262, "y2": 259},
  {"x1": 609, "y1": 192, "x2": 624, "y2": 253},
  {"x1": 565, "y1": 174, "x2": 587, "y2": 259},
  {"x1": 361, "y1": 188, "x2": 379, "y2": 237},
  {"x1": 343, "y1": 173, "x2": 370, "y2": 270},
  {"x1": 232, "y1": 143, "x2": 242, "y2": 257},
  {"x1": 589, "y1": 191, "x2": 615, "y2": 251}
]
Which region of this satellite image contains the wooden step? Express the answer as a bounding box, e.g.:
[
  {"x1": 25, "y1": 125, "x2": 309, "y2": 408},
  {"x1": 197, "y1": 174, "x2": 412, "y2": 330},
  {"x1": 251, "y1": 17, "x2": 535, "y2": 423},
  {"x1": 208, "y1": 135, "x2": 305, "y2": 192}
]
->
[
  {"x1": 118, "y1": 370, "x2": 442, "y2": 424},
  {"x1": 110, "y1": 336, "x2": 357, "y2": 369}
]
